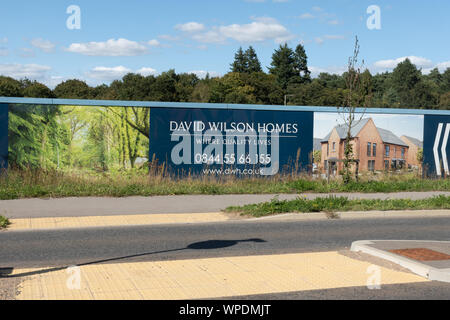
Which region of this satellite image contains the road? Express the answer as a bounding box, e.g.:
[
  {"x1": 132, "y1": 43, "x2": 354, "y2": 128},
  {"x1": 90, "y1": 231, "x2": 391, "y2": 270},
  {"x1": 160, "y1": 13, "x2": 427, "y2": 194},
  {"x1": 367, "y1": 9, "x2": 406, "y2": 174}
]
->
[
  {"x1": 2, "y1": 215, "x2": 450, "y2": 269},
  {"x1": 2, "y1": 215, "x2": 449, "y2": 299}
]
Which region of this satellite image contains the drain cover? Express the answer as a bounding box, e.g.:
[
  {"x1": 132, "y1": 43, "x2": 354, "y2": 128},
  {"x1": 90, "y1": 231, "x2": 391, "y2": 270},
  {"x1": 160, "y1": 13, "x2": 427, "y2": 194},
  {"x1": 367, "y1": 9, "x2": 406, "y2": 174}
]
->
[{"x1": 389, "y1": 248, "x2": 450, "y2": 261}]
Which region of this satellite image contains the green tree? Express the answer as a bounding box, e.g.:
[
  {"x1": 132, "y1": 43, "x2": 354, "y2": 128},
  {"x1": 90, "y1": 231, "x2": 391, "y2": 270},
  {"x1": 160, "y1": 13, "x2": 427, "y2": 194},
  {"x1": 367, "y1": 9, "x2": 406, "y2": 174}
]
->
[
  {"x1": 54, "y1": 79, "x2": 91, "y2": 99},
  {"x1": 339, "y1": 37, "x2": 372, "y2": 184},
  {"x1": 22, "y1": 80, "x2": 54, "y2": 98},
  {"x1": 269, "y1": 43, "x2": 297, "y2": 90},
  {"x1": 0, "y1": 76, "x2": 23, "y2": 97},
  {"x1": 389, "y1": 59, "x2": 421, "y2": 107},
  {"x1": 245, "y1": 46, "x2": 262, "y2": 73},
  {"x1": 293, "y1": 44, "x2": 311, "y2": 84},
  {"x1": 230, "y1": 47, "x2": 248, "y2": 73}
]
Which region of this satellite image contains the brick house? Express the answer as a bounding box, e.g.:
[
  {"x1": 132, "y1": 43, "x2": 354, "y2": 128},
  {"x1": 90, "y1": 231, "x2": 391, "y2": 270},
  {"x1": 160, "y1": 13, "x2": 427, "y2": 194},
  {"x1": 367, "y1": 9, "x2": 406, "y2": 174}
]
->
[
  {"x1": 321, "y1": 118, "x2": 409, "y2": 173},
  {"x1": 400, "y1": 135, "x2": 423, "y2": 168}
]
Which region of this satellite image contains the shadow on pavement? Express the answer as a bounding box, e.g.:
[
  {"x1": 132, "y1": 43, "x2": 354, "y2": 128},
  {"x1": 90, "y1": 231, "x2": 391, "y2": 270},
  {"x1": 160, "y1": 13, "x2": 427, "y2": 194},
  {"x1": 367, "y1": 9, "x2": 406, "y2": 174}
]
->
[{"x1": 2, "y1": 238, "x2": 267, "y2": 278}]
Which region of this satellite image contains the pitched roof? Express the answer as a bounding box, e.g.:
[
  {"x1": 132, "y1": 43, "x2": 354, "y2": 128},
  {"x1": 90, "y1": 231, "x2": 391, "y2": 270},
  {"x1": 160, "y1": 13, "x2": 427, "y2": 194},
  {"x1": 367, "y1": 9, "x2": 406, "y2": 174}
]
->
[
  {"x1": 377, "y1": 128, "x2": 409, "y2": 147},
  {"x1": 402, "y1": 135, "x2": 423, "y2": 148},
  {"x1": 313, "y1": 138, "x2": 322, "y2": 151},
  {"x1": 321, "y1": 118, "x2": 409, "y2": 147},
  {"x1": 321, "y1": 118, "x2": 371, "y2": 142}
]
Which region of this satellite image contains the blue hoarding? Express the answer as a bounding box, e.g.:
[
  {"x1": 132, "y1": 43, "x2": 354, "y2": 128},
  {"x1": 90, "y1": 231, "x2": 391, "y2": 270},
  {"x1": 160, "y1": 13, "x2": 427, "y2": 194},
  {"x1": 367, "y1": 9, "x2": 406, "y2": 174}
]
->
[
  {"x1": 423, "y1": 114, "x2": 450, "y2": 177},
  {"x1": 0, "y1": 104, "x2": 8, "y2": 169},
  {"x1": 150, "y1": 107, "x2": 314, "y2": 176}
]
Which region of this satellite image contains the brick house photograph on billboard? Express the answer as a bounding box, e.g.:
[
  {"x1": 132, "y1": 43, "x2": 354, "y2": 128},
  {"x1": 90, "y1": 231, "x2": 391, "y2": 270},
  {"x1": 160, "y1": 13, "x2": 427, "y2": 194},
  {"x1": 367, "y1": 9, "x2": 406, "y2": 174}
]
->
[{"x1": 314, "y1": 113, "x2": 424, "y2": 175}]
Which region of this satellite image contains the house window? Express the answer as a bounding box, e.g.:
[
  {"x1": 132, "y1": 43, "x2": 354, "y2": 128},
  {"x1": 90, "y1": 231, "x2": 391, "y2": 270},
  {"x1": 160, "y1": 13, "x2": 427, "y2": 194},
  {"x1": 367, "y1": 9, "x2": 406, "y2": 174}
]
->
[
  {"x1": 401, "y1": 148, "x2": 405, "y2": 159},
  {"x1": 367, "y1": 143, "x2": 372, "y2": 157},
  {"x1": 384, "y1": 160, "x2": 389, "y2": 171},
  {"x1": 368, "y1": 160, "x2": 375, "y2": 172},
  {"x1": 385, "y1": 145, "x2": 390, "y2": 157},
  {"x1": 373, "y1": 143, "x2": 377, "y2": 157},
  {"x1": 332, "y1": 142, "x2": 336, "y2": 152},
  {"x1": 327, "y1": 144, "x2": 329, "y2": 156},
  {"x1": 392, "y1": 160, "x2": 397, "y2": 169}
]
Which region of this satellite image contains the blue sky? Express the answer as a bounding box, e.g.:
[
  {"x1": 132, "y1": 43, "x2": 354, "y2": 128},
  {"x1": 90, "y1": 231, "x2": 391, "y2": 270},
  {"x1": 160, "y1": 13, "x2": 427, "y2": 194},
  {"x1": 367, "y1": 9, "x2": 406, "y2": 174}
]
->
[{"x1": 0, "y1": 0, "x2": 449, "y2": 88}]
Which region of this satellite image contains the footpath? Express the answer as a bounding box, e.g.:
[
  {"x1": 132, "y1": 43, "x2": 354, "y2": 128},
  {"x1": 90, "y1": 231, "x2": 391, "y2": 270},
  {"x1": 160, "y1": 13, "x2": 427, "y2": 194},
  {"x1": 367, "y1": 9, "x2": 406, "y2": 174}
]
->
[{"x1": 1, "y1": 192, "x2": 450, "y2": 231}]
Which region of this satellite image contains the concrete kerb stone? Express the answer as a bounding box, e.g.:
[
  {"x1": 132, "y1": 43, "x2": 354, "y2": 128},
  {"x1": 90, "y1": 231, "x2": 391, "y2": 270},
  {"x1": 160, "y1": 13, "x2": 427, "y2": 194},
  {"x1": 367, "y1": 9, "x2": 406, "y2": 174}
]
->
[{"x1": 351, "y1": 240, "x2": 450, "y2": 283}]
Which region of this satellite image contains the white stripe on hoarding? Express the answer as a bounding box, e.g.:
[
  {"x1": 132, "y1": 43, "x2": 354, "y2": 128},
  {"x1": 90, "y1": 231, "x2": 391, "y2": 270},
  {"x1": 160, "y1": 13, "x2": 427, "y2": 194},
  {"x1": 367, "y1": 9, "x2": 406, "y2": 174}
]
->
[
  {"x1": 442, "y1": 124, "x2": 450, "y2": 176},
  {"x1": 434, "y1": 123, "x2": 443, "y2": 176}
]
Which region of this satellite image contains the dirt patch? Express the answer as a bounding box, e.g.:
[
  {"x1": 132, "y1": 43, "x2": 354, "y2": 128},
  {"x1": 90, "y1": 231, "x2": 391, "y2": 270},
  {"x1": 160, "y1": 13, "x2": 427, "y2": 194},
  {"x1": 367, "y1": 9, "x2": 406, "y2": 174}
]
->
[
  {"x1": 221, "y1": 211, "x2": 250, "y2": 221},
  {"x1": 0, "y1": 276, "x2": 22, "y2": 300},
  {"x1": 338, "y1": 250, "x2": 414, "y2": 274}
]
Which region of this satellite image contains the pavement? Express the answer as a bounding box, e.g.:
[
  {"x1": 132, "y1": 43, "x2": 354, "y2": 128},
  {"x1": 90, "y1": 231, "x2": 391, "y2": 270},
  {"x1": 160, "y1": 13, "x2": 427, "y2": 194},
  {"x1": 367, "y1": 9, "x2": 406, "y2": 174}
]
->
[
  {"x1": 351, "y1": 240, "x2": 450, "y2": 283},
  {"x1": 8, "y1": 251, "x2": 427, "y2": 300},
  {"x1": 2, "y1": 191, "x2": 449, "y2": 219}
]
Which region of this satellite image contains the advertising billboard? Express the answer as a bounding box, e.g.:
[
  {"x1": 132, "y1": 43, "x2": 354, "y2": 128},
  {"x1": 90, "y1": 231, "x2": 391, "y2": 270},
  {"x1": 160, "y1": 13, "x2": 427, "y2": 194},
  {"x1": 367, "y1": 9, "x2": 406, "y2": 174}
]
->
[
  {"x1": 1, "y1": 99, "x2": 449, "y2": 178},
  {"x1": 0, "y1": 104, "x2": 7, "y2": 169},
  {"x1": 150, "y1": 108, "x2": 313, "y2": 176}
]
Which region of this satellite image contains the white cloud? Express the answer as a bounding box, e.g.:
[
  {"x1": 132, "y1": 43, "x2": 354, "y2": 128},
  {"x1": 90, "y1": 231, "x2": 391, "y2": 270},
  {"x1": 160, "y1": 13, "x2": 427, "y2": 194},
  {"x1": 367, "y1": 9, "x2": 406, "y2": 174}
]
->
[
  {"x1": 219, "y1": 17, "x2": 293, "y2": 43},
  {"x1": 435, "y1": 61, "x2": 450, "y2": 72},
  {"x1": 0, "y1": 47, "x2": 8, "y2": 56},
  {"x1": 192, "y1": 29, "x2": 227, "y2": 44},
  {"x1": 373, "y1": 56, "x2": 433, "y2": 70},
  {"x1": 147, "y1": 39, "x2": 161, "y2": 47},
  {"x1": 309, "y1": 66, "x2": 347, "y2": 78},
  {"x1": 66, "y1": 38, "x2": 148, "y2": 56},
  {"x1": 175, "y1": 22, "x2": 205, "y2": 33},
  {"x1": 19, "y1": 48, "x2": 35, "y2": 58},
  {"x1": 31, "y1": 38, "x2": 56, "y2": 53},
  {"x1": 299, "y1": 13, "x2": 315, "y2": 19},
  {"x1": 324, "y1": 34, "x2": 345, "y2": 40},
  {"x1": 158, "y1": 34, "x2": 180, "y2": 41},
  {"x1": 0, "y1": 63, "x2": 51, "y2": 79},
  {"x1": 189, "y1": 17, "x2": 293, "y2": 44},
  {"x1": 314, "y1": 37, "x2": 324, "y2": 45},
  {"x1": 136, "y1": 67, "x2": 158, "y2": 76},
  {"x1": 0, "y1": 37, "x2": 7, "y2": 44},
  {"x1": 86, "y1": 66, "x2": 133, "y2": 80},
  {"x1": 86, "y1": 66, "x2": 158, "y2": 81},
  {"x1": 188, "y1": 70, "x2": 220, "y2": 79}
]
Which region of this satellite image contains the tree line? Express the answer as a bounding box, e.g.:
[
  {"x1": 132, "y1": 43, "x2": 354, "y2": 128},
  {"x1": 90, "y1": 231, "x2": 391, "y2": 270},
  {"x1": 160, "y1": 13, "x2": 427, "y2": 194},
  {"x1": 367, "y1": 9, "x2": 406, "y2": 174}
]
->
[{"x1": 0, "y1": 43, "x2": 448, "y2": 109}]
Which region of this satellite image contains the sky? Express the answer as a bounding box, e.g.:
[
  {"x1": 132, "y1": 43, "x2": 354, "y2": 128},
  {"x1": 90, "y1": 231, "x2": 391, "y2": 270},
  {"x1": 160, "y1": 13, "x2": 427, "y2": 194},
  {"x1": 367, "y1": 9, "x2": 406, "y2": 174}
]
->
[
  {"x1": 314, "y1": 113, "x2": 424, "y2": 141},
  {"x1": 0, "y1": 0, "x2": 449, "y2": 88}
]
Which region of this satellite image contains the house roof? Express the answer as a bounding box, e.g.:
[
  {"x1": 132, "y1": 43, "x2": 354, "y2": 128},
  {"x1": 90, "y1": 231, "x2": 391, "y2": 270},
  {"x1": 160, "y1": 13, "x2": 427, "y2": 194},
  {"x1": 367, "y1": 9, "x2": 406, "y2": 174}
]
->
[
  {"x1": 321, "y1": 118, "x2": 408, "y2": 147},
  {"x1": 321, "y1": 118, "x2": 371, "y2": 142},
  {"x1": 377, "y1": 128, "x2": 409, "y2": 147},
  {"x1": 402, "y1": 135, "x2": 423, "y2": 148},
  {"x1": 313, "y1": 138, "x2": 322, "y2": 151}
]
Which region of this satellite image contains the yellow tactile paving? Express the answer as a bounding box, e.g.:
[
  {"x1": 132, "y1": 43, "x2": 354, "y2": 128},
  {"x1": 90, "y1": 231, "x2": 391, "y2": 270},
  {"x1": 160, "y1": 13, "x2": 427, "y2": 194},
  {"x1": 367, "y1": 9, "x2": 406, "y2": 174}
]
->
[
  {"x1": 8, "y1": 212, "x2": 230, "y2": 231},
  {"x1": 13, "y1": 251, "x2": 427, "y2": 300}
]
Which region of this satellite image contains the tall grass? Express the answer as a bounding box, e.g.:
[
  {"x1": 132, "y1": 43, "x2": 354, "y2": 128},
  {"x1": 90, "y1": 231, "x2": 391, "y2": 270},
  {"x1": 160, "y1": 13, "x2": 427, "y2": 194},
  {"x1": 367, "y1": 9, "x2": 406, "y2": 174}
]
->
[
  {"x1": 0, "y1": 168, "x2": 449, "y2": 200},
  {"x1": 225, "y1": 195, "x2": 450, "y2": 217}
]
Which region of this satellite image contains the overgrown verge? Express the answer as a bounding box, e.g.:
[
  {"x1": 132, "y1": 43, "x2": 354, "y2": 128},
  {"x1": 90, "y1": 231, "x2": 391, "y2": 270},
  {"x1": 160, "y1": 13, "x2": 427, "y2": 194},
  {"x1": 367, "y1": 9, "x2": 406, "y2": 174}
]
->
[
  {"x1": 224, "y1": 195, "x2": 450, "y2": 217},
  {"x1": 0, "y1": 169, "x2": 450, "y2": 200},
  {"x1": 0, "y1": 216, "x2": 10, "y2": 229}
]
